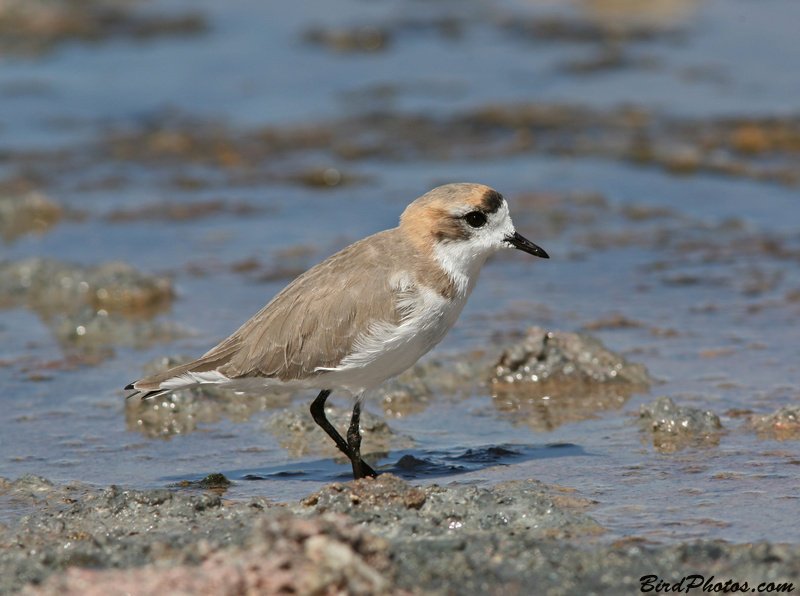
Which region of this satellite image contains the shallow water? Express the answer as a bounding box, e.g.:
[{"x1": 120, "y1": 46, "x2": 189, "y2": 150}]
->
[{"x1": 1, "y1": 0, "x2": 799, "y2": 545}]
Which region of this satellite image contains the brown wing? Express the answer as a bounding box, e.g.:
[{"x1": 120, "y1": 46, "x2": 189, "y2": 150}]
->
[
  {"x1": 129, "y1": 228, "x2": 407, "y2": 392},
  {"x1": 218, "y1": 230, "x2": 407, "y2": 380}
]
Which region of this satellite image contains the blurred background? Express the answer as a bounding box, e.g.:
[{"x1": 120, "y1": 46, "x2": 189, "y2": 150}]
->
[{"x1": 1, "y1": 0, "x2": 799, "y2": 542}]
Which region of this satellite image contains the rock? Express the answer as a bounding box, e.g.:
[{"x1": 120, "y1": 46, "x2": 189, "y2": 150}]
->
[
  {"x1": 638, "y1": 396, "x2": 722, "y2": 452},
  {"x1": 750, "y1": 405, "x2": 800, "y2": 441},
  {"x1": 492, "y1": 326, "x2": 654, "y2": 385},
  {"x1": 491, "y1": 327, "x2": 653, "y2": 431},
  {"x1": 0, "y1": 191, "x2": 62, "y2": 242},
  {"x1": 53, "y1": 306, "x2": 184, "y2": 349},
  {"x1": 0, "y1": 258, "x2": 173, "y2": 316}
]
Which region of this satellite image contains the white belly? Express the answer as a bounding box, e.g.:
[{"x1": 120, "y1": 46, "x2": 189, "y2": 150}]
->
[{"x1": 316, "y1": 287, "x2": 470, "y2": 395}]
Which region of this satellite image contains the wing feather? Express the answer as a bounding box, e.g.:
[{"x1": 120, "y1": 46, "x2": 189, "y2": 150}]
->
[
  {"x1": 128, "y1": 229, "x2": 409, "y2": 393},
  {"x1": 221, "y1": 230, "x2": 404, "y2": 380}
]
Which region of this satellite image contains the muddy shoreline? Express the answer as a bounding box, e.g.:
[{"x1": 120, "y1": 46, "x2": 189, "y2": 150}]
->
[
  {"x1": 2, "y1": 329, "x2": 798, "y2": 594},
  {"x1": 2, "y1": 473, "x2": 797, "y2": 595}
]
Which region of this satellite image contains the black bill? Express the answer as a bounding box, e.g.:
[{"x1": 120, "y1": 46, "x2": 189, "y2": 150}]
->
[{"x1": 505, "y1": 231, "x2": 549, "y2": 259}]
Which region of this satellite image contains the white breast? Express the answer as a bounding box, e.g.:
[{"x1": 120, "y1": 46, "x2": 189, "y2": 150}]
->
[
  {"x1": 315, "y1": 283, "x2": 471, "y2": 395},
  {"x1": 312, "y1": 221, "x2": 498, "y2": 396}
]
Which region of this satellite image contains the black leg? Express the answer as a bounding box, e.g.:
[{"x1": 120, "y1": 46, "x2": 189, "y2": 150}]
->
[
  {"x1": 310, "y1": 390, "x2": 349, "y2": 454},
  {"x1": 309, "y1": 390, "x2": 377, "y2": 479},
  {"x1": 347, "y1": 401, "x2": 377, "y2": 479}
]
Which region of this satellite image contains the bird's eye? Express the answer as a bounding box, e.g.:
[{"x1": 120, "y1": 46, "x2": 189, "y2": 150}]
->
[{"x1": 464, "y1": 211, "x2": 487, "y2": 228}]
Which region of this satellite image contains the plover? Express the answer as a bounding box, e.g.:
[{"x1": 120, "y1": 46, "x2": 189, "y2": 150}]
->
[{"x1": 125, "y1": 183, "x2": 548, "y2": 479}]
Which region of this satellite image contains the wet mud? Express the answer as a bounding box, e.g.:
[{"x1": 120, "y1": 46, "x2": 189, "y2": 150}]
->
[
  {"x1": 0, "y1": 0, "x2": 206, "y2": 55},
  {"x1": 2, "y1": 474, "x2": 798, "y2": 596},
  {"x1": 6, "y1": 106, "x2": 800, "y2": 195},
  {"x1": 0, "y1": 258, "x2": 176, "y2": 355},
  {"x1": 0, "y1": 190, "x2": 63, "y2": 243}
]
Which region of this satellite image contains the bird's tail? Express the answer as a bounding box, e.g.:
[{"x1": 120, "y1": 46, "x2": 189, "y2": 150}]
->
[
  {"x1": 124, "y1": 358, "x2": 214, "y2": 401},
  {"x1": 125, "y1": 336, "x2": 242, "y2": 400},
  {"x1": 124, "y1": 384, "x2": 174, "y2": 401}
]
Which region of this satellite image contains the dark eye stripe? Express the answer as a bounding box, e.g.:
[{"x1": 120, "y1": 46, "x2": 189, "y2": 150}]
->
[
  {"x1": 464, "y1": 211, "x2": 487, "y2": 228},
  {"x1": 481, "y1": 189, "x2": 503, "y2": 214}
]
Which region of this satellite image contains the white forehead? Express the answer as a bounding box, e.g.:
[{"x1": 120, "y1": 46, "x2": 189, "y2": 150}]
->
[{"x1": 484, "y1": 200, "x2": 514, "y2": 234}]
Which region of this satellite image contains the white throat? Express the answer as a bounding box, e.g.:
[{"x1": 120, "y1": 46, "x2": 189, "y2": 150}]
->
[
  {"x1": 432, "y1": 241, "x2": 490, "y2": 298},
  {"x1": 430, "y1": 200, "x2": 516, "y2": 297}
]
